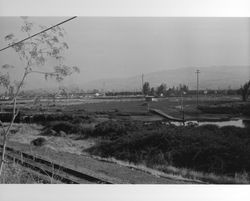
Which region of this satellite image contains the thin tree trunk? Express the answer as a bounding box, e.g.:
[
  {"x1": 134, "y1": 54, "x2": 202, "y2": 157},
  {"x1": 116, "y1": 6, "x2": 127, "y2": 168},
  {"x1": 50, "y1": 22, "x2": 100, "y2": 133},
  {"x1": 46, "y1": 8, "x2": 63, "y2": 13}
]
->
[
  {"x1": 0, "y1": 133, "x2": 7, "y2": 174},
  {"x1": 0, "y1": 71, "x2": 28, "y2": 177},
  {"x1": 0, "y1": 98, "x2": 18, "y2": 176}
]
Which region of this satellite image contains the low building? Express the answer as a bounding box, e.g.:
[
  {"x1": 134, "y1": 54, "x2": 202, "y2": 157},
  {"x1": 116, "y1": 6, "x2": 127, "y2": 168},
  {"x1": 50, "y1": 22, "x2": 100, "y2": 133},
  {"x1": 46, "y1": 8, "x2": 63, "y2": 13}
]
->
[{"x1": 145, "y1": 96, "x2": 157, "y2": 102}]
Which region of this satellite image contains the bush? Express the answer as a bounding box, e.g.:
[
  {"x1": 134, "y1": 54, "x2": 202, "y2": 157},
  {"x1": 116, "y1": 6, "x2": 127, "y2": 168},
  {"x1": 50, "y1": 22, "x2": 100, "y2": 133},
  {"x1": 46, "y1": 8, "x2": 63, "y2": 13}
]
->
[
  {"x1": 88, "y1": 125, "x2": 250, "y2": 176},
  {"x1": 41, "y1": 119, "x2": 97, "y2": 137},
  {"x1": 92, "y1": 120, "x2": 127, "y2": 139},
  {"x1": 21, "y1": 113, "x2": 95, "y2": 124},
  {"x1": 47, "y1": 121, "x2": 77, "y2": 133},
  {"x1": 76, "y1": 124, "x2": 95, "y2": 138},
  {"x1": 31, "y1": 137, "x2": 47, "y2": 146},
  {"x1": 41, "y1": 121, "x2": 78, "y2": 136},
  {"x1": 71, "y1": 115, "x2": 95, "y2": 124},
  {"x1": 87, "y1": 120, "x2": 143, "y2": 140}
]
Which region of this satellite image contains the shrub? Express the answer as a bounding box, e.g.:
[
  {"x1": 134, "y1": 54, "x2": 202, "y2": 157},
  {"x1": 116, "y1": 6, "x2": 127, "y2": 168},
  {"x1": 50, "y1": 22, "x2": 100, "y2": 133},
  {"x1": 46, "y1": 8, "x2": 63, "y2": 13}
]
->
[
  {"x1": 31, "y1": 137, "x2": 47, "y2": 146},
  {"x1": 21, "y1": 113, "x2": 95, "y2": 124},
  {"x1": 88, "y1": 120, "x2": 143, "y2": 140},
  {"x1": 47, "y1": 121, "x2": 76, "y2": 133},
  {"x1": 71, "y1": 115, "x2": 95, "y2": 124},
  {"x1": 92, "y1": 120, "x2": 127, "y2": 139},
  {"x1": 88, "y1": 125, "x2": 250, "y2": 176},
  {"x1": 41, "y1": 121, "x2": 78, "y2": 136}
]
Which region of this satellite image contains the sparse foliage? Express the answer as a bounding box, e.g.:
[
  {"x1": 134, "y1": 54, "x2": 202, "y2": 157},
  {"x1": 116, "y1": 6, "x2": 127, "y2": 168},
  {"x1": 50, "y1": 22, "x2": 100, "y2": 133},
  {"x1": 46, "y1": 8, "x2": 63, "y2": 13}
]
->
[
  {"x1": 0, "y1": 73, "x2": 11, "y2": 89},
  {"x1": 0, "y1": 17, "x2": 79, "y2": 177}
]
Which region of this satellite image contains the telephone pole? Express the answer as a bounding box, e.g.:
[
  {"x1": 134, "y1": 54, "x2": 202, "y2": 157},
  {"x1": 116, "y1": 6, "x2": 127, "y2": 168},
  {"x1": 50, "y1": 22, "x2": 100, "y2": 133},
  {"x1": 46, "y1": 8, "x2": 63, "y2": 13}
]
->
[
  {"x1": 141, "y1": 74, "x2": 144, "y2": 95},
  {"x1": 102, "y1": 82, "x2": 106, "y2": 96},
  {"x1": 181, "y1": 91, "x2": 185, "y2": 125},
  {"x1": 196, "y1": 70, "x2": 200, "y2": 107}
]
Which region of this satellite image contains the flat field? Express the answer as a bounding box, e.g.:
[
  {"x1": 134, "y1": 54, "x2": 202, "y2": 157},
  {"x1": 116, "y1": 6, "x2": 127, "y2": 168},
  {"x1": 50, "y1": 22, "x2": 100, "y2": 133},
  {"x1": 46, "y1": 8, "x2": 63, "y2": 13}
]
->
[{"x1": 1, "y1": 95, "x2": 250, "y2": 184}]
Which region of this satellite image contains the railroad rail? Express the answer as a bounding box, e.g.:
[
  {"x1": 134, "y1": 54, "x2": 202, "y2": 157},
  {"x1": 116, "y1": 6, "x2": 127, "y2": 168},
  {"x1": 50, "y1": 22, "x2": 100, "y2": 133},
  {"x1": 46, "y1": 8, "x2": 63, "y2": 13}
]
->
[
  {"x1": 0, "y1": 140, "x2": 203, "y2": 184},
  {"x1": 0, "y1": 144, "x2": 113, "y2": 184}
]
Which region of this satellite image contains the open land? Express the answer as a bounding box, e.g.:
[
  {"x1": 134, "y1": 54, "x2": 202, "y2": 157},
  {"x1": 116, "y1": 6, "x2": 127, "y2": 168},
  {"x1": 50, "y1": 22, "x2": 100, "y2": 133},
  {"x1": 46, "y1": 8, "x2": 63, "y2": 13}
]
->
[{"x1": 1, "y1": 95, "x2": 250, "y2": 183}]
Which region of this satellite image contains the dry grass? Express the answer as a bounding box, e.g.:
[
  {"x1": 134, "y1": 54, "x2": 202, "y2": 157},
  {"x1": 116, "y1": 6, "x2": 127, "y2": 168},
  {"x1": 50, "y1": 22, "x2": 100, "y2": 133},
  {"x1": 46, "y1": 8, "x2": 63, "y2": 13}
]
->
[
  {"x1": 154, "y1": 164, "x2": 249, "y2": 184},
  {"x1": 0, "y1": 162, "x2": 44, "y2": 184},
  {"x1": 86, "y1": 154, "x2": 249, "y2": 184},
  {"x1": 1, "y1": 123, "x2": 43, "y2": 143},
  {"x1": 1, "y1": 123, "x2": 96, "y2": 155},
  {"x1": 44, "y1": 135, "x2": 95, "y2": 154},
  {"x1": 0, "y1": 160, "x2": 66, "y2": 184},
  {"x1": 83, "y1": 154, "x2": 204, "y2": 183}
]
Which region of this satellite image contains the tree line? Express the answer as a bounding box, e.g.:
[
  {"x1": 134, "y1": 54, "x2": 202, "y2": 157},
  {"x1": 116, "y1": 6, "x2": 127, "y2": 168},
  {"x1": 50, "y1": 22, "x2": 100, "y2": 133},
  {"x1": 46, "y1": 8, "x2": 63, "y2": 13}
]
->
[
  {"x1": 142, "y1": 80, "x2": 250, "y2": 101},
  {"x1": 143, "y1": 82, "x2": 189, "y2": 96}
]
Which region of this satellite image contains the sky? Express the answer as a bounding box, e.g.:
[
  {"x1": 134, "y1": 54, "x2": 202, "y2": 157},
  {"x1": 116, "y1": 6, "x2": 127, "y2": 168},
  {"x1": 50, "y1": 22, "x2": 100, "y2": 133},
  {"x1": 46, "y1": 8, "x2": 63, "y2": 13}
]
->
[{"x1": 0, "y1": 17, "x2": 249, "y2": 89}]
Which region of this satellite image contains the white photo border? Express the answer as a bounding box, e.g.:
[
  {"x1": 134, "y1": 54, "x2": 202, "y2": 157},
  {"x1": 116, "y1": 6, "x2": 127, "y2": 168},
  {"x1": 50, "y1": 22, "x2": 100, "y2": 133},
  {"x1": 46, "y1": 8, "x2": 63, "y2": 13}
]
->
[{"x1": 0, "y1": 0, "x2": 250, "y2": 201}]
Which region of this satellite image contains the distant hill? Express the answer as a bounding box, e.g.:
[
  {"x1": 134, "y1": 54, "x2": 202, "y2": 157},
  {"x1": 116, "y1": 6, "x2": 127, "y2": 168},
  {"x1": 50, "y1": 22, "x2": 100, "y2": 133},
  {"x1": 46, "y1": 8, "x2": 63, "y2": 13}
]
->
[
  {"x1": 15, "y1": 65, "x2": 250, "y2": 93},
  {"x1": 81, "y1": 66, "x2": 250, "y2": 91}
]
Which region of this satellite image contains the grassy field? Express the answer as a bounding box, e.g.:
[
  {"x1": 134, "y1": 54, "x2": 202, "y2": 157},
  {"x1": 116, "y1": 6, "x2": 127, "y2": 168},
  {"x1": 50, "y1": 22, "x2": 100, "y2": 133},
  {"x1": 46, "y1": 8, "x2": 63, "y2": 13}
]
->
[
  {"x1": 2, "y1": 95, "x2": 246, "y2": 123},
  {"x1": 1, "y1": 95, "x2": 250, "y2": 183}
]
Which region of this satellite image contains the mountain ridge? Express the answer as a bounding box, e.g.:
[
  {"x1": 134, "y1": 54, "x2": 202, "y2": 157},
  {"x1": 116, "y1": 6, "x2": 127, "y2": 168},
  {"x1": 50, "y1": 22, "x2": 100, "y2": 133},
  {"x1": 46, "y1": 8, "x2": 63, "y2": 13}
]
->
[{"x1": 80, "y1": 65, "x2": 250, "y2": 91}]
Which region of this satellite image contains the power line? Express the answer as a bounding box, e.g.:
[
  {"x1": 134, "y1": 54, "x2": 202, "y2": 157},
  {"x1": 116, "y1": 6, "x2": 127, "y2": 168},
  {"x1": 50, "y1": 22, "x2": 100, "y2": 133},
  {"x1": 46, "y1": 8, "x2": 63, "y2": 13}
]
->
[{"x1": 0, "y1": 16, "x2": 77, "y2": 52}]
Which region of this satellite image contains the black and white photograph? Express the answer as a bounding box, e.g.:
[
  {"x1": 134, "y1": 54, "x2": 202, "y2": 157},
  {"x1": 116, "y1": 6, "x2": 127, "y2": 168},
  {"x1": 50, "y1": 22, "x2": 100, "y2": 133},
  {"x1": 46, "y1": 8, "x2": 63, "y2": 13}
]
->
[{"x1": 0, "y1": 0, "x2": 250, "y2": 200}]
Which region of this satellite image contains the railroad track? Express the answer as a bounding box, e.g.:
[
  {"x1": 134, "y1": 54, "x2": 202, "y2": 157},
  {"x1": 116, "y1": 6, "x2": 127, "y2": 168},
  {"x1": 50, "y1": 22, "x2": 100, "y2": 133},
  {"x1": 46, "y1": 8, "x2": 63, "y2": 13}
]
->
[{"x1": 0, "y1": 145, "x2": 113, "y2": 184}]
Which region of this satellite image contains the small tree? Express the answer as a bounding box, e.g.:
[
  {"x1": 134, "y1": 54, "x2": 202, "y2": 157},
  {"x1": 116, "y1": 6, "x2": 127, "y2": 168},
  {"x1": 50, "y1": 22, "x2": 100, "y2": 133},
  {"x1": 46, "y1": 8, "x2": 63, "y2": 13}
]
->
[
  {"x1": 179, "y1": 84, "x2": 189, "y2": 93},
  {"x1": 150, "y1": 87, "x2": 155, "y2": 96},
  {"x1": 0, "y1": 17, "x2": 79, "y2": 176},
  {"x1": 156, "y1": 83, "x2": 167, "y2": 96},
  {"x1": 142, "y1": 82, "x2": 150, "y2": 96},
  {"x1": 240, "y1": 80, "x2": 250, "y2": 101}
]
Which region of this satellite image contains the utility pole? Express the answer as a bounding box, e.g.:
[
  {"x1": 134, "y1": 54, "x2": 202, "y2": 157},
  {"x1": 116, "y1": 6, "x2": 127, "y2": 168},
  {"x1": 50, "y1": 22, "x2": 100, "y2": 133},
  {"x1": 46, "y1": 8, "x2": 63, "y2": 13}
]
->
[
  {"x1": 141, "y1": 74, "x2": 144, "y2": 95},
  {"x1": 196, "y1": 69, "x2": 200, "y2": 107},
  {"x1": 102, "y1": 81, "x2": 106, "y2": 96},
  {"x1": 181, "y1": 91, "x2": 186, "y2": 125}
]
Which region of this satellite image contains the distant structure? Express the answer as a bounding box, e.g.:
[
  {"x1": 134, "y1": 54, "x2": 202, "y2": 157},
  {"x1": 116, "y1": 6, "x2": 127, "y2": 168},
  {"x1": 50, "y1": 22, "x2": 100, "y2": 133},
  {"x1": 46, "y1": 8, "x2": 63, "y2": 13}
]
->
[{"x1": 145, "y1": 96, "x2": 157, "y2": 102}]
